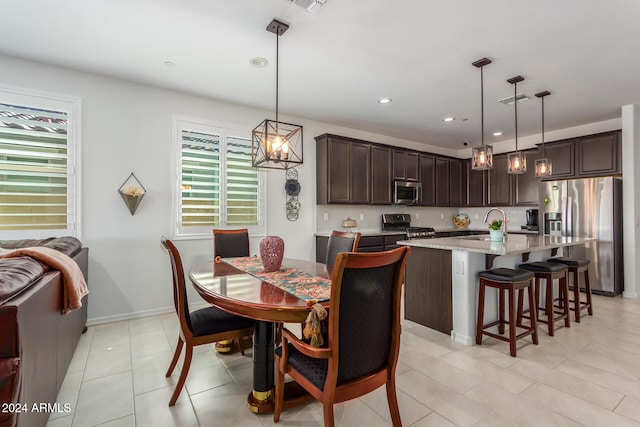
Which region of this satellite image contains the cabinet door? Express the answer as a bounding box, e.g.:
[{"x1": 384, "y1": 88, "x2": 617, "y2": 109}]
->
[
  {"x1": 350, "y1": 142, "x2": 371, "y2": 204},
  {"x1": 406, "y1": 152, "x2": 419, "y2": 181},
  {"x1": 371, "y1": 146, "x2": 392, "y2": 204},
  {"x1": 465, "y1": 159, "x2": 487, "y2": 206},
  {"x1": 326, "y1": 137, "x2": 351, "y2": 203},
  {"x1": 514, "y1": 148, "x2": 541, "y2": 205},
  {"x1": 449, "y1": 160, "x2": 464, "y2": 206},
  {"x1": 577, "y1": 131, "x2": 620, "y2": 176},
  {"x1": 435, "y1": 157, "x2": 450, "y2": 206},
  {"x1": 419, "y1": 154, "x2": 435, "y2": 206},
  {"x1": 392, "y1": 149, "x2": 406, "y2": 180},
  {"x1": 545, "y1": 140, "x2": 574, "y2": 179},
  {"x1": 487, "y1": 154, "x2": 512, "y2": 205}
]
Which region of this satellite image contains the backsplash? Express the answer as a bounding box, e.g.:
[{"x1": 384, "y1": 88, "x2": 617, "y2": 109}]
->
[{"x1": 316, "y1": 205, "x2": 537, "y2": 234}]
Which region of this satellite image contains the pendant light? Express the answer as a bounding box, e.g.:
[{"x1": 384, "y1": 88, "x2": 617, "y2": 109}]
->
[
  {"x1": 534, "y1": 90, "x2": 552, "y2": 177},
  {"x1": 507, "y1": 75, "x2": 526, "y2": 174},
  {"x1": 252, "y1": 19, "x2": 303, "y2": 170},
  {"x1": 471, "y1": 58, "x2": 493, "y2": 170}
]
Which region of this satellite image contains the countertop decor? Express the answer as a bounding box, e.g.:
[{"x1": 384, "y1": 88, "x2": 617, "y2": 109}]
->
[{"x1": 453, "y1": 213, "x2": 470, "y2": 229}]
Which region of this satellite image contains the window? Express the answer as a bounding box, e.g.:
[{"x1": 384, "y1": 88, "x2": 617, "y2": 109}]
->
[
  {"x1": 174, "y1": 118, "x2": 265, "y2": 238},
  {"x1": 0, "y1": 89, "x2": 79, "y2": 239}
]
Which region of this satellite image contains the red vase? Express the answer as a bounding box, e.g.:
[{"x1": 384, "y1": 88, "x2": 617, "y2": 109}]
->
[{"x1": 260, "y1": 236, "x2": 284, "y2": 272}]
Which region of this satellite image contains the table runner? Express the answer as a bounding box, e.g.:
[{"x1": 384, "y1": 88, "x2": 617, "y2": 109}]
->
[{"x1": 220, "y1": 256, "x2": 331, "y2": 301}]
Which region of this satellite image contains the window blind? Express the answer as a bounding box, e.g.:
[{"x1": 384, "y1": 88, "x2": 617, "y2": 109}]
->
[{"x1": 0, "y1": 102, "x2": 70, "y2": 232}]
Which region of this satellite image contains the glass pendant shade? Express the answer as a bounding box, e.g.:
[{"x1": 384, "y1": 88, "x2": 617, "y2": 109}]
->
[
  {"x1": 507, "y1": 151, "x2": 527, "y2": 174},
  {"x1": 252, "y1": 119, "x2": 303, "y2": 169},
  {"x1": 472, "y1": 144, "x2": 494, "y2": 170},
  {"x1": 535, "y1": 158, "x2": 552, "y2": 177}
]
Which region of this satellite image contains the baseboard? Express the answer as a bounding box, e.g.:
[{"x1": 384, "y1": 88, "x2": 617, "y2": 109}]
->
[{"x1": 86, "y1": 306, "x2": 174, "y2": 326}]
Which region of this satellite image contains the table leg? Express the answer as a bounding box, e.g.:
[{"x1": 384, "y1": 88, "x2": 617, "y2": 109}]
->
[{"x1": 247, "y1": 320, "x2": 275, "y2": 413}]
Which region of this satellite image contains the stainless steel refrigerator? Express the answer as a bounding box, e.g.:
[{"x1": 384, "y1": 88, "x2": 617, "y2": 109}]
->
[{"x1": 539, "y1": 176, "x2": 624, "y2": 296}]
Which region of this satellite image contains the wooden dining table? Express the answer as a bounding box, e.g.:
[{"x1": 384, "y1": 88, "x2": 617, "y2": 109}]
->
[{"x1": 189, "y1": 257, "x2": 330, "y2": 414}]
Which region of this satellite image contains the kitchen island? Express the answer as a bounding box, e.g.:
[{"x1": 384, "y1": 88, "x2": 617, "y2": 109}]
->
[{"x1": 398, "y1": 234, "x2": 596, "y2": 345}]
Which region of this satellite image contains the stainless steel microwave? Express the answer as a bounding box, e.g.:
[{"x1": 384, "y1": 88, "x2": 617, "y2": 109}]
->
[{"x1": 393, "y1": 181, "x2": 421, "y2": 205}]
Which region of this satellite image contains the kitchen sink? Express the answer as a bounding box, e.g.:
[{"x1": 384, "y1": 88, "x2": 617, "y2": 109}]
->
[{"x1": 456, "y1": 235, "x2": 491, "y2": 241}]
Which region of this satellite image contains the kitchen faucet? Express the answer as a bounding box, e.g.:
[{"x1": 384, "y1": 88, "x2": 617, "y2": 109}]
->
[{"x1": 484, "y1": 207, "x2": 508, "y2": 241}]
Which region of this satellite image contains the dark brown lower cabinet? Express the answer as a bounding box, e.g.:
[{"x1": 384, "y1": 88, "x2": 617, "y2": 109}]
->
[{"x1": 404, "y1": 247, "x2": 452, "y2": 335}]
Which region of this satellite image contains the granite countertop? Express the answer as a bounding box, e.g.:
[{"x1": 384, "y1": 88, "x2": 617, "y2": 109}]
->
[
  {"x1": 398, "y1": 234, "x2": 596, "y2": 256},
  {"x1": 315, "y1": 230, "x2": 408, "y2": 238}
]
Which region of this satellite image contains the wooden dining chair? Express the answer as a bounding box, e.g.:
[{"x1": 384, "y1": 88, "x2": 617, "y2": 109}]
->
[
  {"x1": 274, "y1": 246, "x2": 411, "y2": 427},
  {"x1": 325, "y1": 230, "x2": 361, "y2": 272},
  {"x1": 161, "y1": 237, "x2": 254, "y2": 406},
  {"x1": 213, "y1": 228, "x2": 250, "y2": 258}
]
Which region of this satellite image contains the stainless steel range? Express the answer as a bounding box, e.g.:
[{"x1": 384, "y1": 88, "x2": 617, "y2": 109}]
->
[{"x1": 381, "y1": 214, "x2": 436, "y2": 239}]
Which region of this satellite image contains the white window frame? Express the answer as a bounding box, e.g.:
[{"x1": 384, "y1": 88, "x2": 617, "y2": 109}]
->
[
  {"x1": 0, "y1": 86, "x2": 81, "y2": 240},
  {"x1": 172, "y1": 116, "x2": 266, "y2": 239}
]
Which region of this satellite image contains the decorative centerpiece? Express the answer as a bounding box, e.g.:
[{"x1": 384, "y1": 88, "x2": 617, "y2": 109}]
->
[
  {"x1": 453, "y1": 213, "x2": 470, "y2": 229},
  {"x1": 118, "y1": 173, "x2": 146, "y2": 215},
  {"x1": 488, "y1": 219, "x2": 504, "y2": 242},
  {"x1": 260, "y1": 236, "x2": 284, "y2": 272}
]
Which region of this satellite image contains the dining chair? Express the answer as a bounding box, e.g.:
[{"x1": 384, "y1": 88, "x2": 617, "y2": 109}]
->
[
  {"x1": 161, "y1": 237, "x2": 254, "y2": 406},
  {"x1": 273, "y1": 246, "x2": 411, "y2": 427},
  {"x1": 213, "y1": 228, "x2": 250, "y2": 258},
  {"x1": 325, "y1": 230, "x2": 361, "y2": 272}
]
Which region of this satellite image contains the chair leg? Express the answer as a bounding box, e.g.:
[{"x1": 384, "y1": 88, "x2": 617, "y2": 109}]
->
[
  {"x1": 476, "y1": 281, "x2": 486, "y2": 345},
  {"x1": 166, "y1": 337, "x2": 184, "y2": 377},
  {"x1": 584, "y1": 269, "x2": 593, "y2": 315},
  {"x1": 545, "y1": 278, "x2": 555, "y2": 336},
  {"x1": 573, "y1": 268, "x2": 581, "y2": 322},
  {"x1": 385, "y1": 378, "x2": 402, "y2": 427},
  {"x1": 527, "y1": 280, "x2": 539, "y2": 345},
  {"x1": 498, "y1": 287, "x2": 505, "y2": 335},
  {"x1": 508, "y1": 286, "x2": 516, "y2": 357},
  {"x1": 237, "y1": 338, "x2": 245, "y2": 356},
  {"x1": 561, "y1": 273, "x2": 570, "y2": 327},
  {"x1": 273, "y1": 356, "x2": 285, "y2": 423},
  {"x1": 323, "y1": 401, "x2": 335, "y2": 427},
  {"x1": 169, "y1": 344, "x2": 193, "y2": 406}
]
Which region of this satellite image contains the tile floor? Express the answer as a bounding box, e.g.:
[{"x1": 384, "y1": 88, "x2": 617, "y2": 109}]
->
[{"x1": 46, "y1": 294, "x2": 640, "y2": 426}]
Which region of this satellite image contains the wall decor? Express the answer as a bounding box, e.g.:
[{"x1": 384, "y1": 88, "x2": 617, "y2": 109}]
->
[
  {"x1": 285, "y1": 168, "x2": 301, "y2": 221},
  {"x1": 118, "y1": 172, "x2": 146, "y2": 215}
]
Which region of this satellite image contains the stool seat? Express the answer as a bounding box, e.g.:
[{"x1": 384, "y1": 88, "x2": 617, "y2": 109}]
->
[
  {"x1": 548, "y1": 257, "x2": 590, "y2": 267},
  {"x1": 518, "y1": 261, "x2": 568, "y2": 273},
  {"x1": 478, "y1": 268, "x2": 534, "y2": 283}
]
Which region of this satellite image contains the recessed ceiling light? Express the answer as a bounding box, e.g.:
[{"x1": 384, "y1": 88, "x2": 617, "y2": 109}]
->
[
  {"x1": 378, "y1": 98, "x2": 392, "y2": 104},
  {"x1": 493, "y1": 131, "x2": 503, "y2": 136},
  {"x1": 443, "y1": 117, "x2": 455, "y2": 122},
  {"x1": 249, "y1": 57, "x2": 269, "y2": 68},
  {"x1": 164, "y1": 61, "x2": 175, "y2": 68}
]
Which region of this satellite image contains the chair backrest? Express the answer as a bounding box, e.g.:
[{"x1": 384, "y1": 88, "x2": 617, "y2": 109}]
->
[
  {"x1": 213, "y1": 228, "x2": 250, "y2": 258},
  {"x1": 326, "y1": 246, "x2": 411, "y2": 388},
  {"x1": 325, "y1": 230, "x2": 361, "y2": 271},
  {"x1": 161, "y1": 237, "x2": 193, "y2": 336}
]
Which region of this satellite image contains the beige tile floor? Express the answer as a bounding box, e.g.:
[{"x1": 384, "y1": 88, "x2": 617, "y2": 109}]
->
[{"x1": 46, "y1": 294, "x2": 640, "y2": 426}]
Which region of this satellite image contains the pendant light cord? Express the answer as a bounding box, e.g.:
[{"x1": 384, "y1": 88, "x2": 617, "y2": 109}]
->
[
  {"x1": 541, "y1": 96, "x2": 545, "y2": 157},
  {"x1": 480, "y1": 66, "x2": 484, "y2": 147},
  {"x1": 514, "y1": 81, "x2": 518, "y2": 151},
  {"x1": 275, "y1": 27, "x2": 279, "y2": 125}
]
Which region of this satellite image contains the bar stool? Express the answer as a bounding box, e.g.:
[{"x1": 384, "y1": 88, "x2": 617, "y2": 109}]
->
[
  {"x1": 518, "y1": 261, "x2": 570, "y2": 336},
  {"x1": 548, "y1": 257, "x2": 593, "y2": 322},
  {"x1": 476, "y1": 268, "x2": 538, "y2": 357}
]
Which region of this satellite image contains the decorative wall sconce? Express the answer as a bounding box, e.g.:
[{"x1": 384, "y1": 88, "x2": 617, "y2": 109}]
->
[
  {"x1": 252, "y1": 18, "x2": 304, "y2": 170},
  {"x1": 285, "y1": 168, "x2": 301, "y2": 221},
  {"x1": 471, "y1": 57, "x2": 494, "y2": 170},
  {"x1": 118, "y1": 173, "x2": 146, "y2": 215},
  {"x1": 507, "y1": 75, "x2": 527, "y2": 174}
]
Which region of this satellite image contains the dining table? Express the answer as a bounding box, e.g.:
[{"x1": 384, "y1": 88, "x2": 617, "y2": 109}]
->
[{"x1": 189, "y1": 257, "x2": 330, "y2": 414}]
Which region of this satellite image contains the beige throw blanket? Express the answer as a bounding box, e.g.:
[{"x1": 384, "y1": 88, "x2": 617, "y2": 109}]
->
[{"x1": 0, "y1": 246, "x2": 89, "y2": 314}]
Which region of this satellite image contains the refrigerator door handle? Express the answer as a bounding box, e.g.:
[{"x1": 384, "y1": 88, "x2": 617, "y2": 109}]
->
[{"x1": 566, "y1": 196, "x2": 573, "y2": 237}]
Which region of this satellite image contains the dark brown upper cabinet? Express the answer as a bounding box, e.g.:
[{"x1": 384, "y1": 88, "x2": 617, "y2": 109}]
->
[
  {"x1": 435, "y1": 157, "x2": 450, "y2": 206},
  {"x1": 487, "y1": 154, "x2": 512, "y2": 206},
  {"x1": 371, "y1": 145, "x2": 392, "y2": 204},
  {"x1": 514, "y1": 148, "x2": 543, "y2": 205},
  {"x1": 316, "y1": 134, "x2": 371, "y2": 204},
  {"x1": 545, "y1": 140, "x2": 575, "y2": 179},
  {"x1": 576, "y1": 131, "x2": 620, "y2": 177},
  {"x1": 393, "y1": 150, "x2": 419, "y2": 181},
  {"x1": 465, "y1": 159, "x2": 487, "y2": 207},
  {"x1": 418, "y1": 154, "x2": 435, "y2": 206},
  {"x1": 449, "y1": 159, "x2": 465, "y2": 207}
]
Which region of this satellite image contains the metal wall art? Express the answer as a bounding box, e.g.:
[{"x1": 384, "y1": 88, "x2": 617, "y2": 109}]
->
[
  {"x1": 118, "y1": 172, "x2": 146, "y2": 215},
  {"x1": 285, "y1": 168, "x2": 301, "y2": 221}
]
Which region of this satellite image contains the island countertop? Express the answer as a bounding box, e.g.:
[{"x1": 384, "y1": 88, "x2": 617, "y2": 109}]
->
[{"x1": 398, "y1": 234, "x2": 596, "y2": 256}]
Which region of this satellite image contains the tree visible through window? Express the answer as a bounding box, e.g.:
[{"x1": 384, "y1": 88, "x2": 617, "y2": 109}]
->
[
  {"x1": 176, "y1": 119, "x2": 263, "y2": 237},
  {"x1": 0, "y1": 93, "x2": 78, "y2": 238}
]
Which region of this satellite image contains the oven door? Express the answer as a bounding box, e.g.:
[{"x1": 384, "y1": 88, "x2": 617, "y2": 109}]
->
[{"x1": 393, "y1": 181, "x2": 421, "y2": 205}]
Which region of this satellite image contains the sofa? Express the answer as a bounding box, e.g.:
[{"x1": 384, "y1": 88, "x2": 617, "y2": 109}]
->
[{"x1": 0, "y1": 238, "x2": 88, "y2": 427}]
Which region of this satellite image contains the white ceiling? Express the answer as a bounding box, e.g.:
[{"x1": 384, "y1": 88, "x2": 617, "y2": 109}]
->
[{"x1": 1, "y1": 0, "x2": 639, "y2": 149}]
